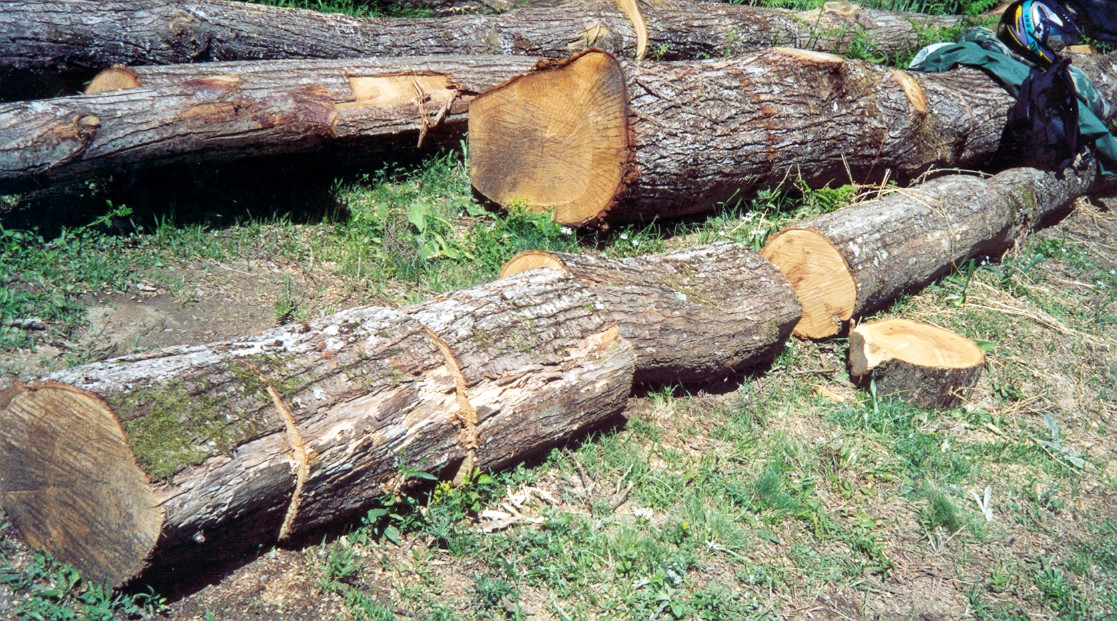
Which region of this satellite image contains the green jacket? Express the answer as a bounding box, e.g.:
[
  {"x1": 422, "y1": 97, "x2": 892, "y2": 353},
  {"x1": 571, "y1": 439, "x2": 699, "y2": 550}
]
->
[{"x1": 909, "y1": 28, "x2": 1117, "y2": 174}]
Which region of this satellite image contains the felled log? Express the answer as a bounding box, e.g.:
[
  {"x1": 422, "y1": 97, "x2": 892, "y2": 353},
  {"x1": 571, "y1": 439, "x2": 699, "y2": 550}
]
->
[
  {"x1": 499, "y1": 242, "x2": 801, "y2": 384},
  {"x1": 761, "y1": 164, "x2": 1095, "y2": 339},
  {"x1": 469, "y1": 48, "x2": 1035, "y2": 226},
  {"x1": 0, "y1": 270, "x2": 634, "y2": 587},
  {"x1": 849, "y1": 318, "x2": 984, "y2": 409},
  {"x1": 0, "y1": 56, "x2": 540, "y2": 194},
  {"x1": 0, "y1": 0, "x2": 961, "y2": 95}
]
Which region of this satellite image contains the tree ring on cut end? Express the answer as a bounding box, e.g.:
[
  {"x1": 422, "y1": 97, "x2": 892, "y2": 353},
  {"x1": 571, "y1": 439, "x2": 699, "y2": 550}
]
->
[
  {"x1": 761, "y1": 228, "x2": 856, "y2": 339},
  {"x1": 468, "y1": 51, "x2": 631, "y2": 227},
  {"x1": 0, "y1": 383, "x2": 162, "y2": 586},
  {"x1": 499, "y1": 250, "x2": 568, "y2": 278}
]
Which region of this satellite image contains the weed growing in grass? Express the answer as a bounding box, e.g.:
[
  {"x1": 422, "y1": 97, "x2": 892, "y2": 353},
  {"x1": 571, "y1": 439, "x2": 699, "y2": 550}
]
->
[{"x1": 0, "y1": 552, "x2": 166, "y2": 620}]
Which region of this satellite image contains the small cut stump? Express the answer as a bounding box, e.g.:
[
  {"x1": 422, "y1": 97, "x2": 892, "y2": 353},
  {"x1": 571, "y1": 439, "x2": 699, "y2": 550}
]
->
[{"x1": 849, "y1": 318, "x2": 985, "y2": 409}]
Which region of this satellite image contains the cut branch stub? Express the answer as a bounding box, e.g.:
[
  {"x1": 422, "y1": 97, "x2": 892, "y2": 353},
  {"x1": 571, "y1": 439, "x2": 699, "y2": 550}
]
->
[
  {"x1": 468, "y1": 50, "x2": 632, "y2": 227},
  {"x1": 499, "y1": 243, "x2": 801, "y2": 384},
  {"x1": 762, "y1": 165, "x2": 1095, "y2": 340},
  {"x1": 849, "y1": 318, "x2": 985, "y2": 409}
]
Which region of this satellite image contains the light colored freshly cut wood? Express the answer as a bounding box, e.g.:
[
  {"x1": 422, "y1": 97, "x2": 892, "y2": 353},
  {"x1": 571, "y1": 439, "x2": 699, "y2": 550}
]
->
[
  {"x1": 500, "y1": 242, "x2": 801, "y2": 384},
  {"x1": 469, "y1": 49, "x2": 1106, "y2": 226},
  {"x1": 469, "y1": 51, "x2": 631, "y2": 227},
  {"x1": 761, "y1": 229, "x2": 856, "y2": 339},
  {"x1": 849, "y1": 318, "x2": 985, "y2": 409},
  {"x1": 762, "y1": 164, "x2": 1095, "y2": 339}
]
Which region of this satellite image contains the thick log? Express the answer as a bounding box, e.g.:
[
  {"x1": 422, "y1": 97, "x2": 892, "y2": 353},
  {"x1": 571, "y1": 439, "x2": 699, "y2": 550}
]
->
[
  {"x1": 0, "y1": 270, "x2": 634, "y2": 587},
  {"x1": 0, "y1": 306, "x2": 464, "y2": 587},
  {"x1": 0, "y1": 0, "x2": 961, "y2": 90},
  {"x1": 849, "y1": 318, "x2": 984, "y2": 409},
  {"x1": 499, "y1": 242, "x2": 801, "y2": 384},
  {"x1": 761, "y1": 164, "x2": 1095, "y2": 339},
  {"x1": 0, "y1": 56, "x2": 540, "y2": 194},
  {"x1": 468, "y1": 49, "x2": 1117, "y2": 226}
]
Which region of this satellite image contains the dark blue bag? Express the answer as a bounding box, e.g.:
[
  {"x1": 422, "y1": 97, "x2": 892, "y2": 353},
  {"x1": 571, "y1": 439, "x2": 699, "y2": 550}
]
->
[{"x1": 996, "y1": 57, "x2": 1081, "y2": 171}]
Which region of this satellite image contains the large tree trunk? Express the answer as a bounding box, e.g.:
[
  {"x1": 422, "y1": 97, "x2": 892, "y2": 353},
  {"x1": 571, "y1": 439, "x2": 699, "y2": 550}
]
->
[
  {"x1": 468, "y1": 49, "x2": 1116, "y2": 227},
  {"x1": 0, "y1": 270, "x2": 634, "y2": 587},
  {"x1": 499, "y1": 242, "x2": 801, "y2": 384},
  {"x1": 761, "y1": 164, "x2": 1096, "y2": 339},
  {"x1": 0, "y1": 56, "x2": 539, "y2": 194},
  {"x1": 0, "y1": 0, "x2": 961, "y2": 97}
]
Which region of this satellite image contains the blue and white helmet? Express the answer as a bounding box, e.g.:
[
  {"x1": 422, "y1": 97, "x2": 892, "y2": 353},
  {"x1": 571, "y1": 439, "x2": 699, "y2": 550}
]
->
[{"x1": 998, "y1": 0, "x2": 1083, "y2": 65}]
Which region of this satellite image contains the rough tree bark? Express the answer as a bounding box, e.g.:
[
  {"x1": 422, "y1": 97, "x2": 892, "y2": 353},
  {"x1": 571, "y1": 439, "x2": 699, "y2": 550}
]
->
[
  {"x1": 407, "y1": 270, "x2": 635, "y2": 473},
  {"x1": 761, "y1": 164, "x2": 1096, "y2": 339},
  {"x1": 0, "y1": 270, "x2": 634, "y2": 587},
  {"x1": 0, "y1": 56, "x2": 540, "y2": 194},
  {"x1": 499, "y1": 242, "x2": 801, "y2": 384},
  {"x1": 0, "y1": 0, "x2": 963, "y2": 96},
  {"x1": 470, "y1": 48, "x2": 1050, "y2": 226},
  {"x1": 849, "y1": 318, "x2": 985, "y2": 409}
]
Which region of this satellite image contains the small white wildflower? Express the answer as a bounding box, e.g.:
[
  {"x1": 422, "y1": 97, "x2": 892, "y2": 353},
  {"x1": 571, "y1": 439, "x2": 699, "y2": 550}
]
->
[
  {"x1": 619, "y1": 232, "x2": 629, "y2": 240},
  {"x1": 632, "y1": 239, "x2": 640, "y2": 246},
  {"x1": 560, "y1": 226, "x2": 573, "y2": 235}
]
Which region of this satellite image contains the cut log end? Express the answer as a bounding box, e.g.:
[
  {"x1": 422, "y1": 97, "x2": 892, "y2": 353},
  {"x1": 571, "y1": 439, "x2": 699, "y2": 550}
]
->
[
  {"x1": 468, "y1": 50, "x2": 631, "y2": 228},
  {"x1": 498, "y1": 250, "x2": 568, "y2": 278},
  {"x1": 85, "y1": 67, "x2": 142, "y2": 94},
  {"x1": 849, "y1": 318, "x2": 985, "y2": 410},
  {"x1": 0, "y1": 383, "x2": 162, "y2": 587},
  {"x1": 761, "y1": 228, "x2": 856, "y2": 339}
]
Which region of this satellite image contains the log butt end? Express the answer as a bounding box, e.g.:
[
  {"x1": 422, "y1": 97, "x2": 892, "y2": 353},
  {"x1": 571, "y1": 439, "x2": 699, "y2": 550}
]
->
[
  {"x1": 0, "y1": 383, "x2": 162, "y2": 587},
  {"x1": 498, "y1": 250, "x2": 568, "y2": 278},
  {"x1": 85, "y1": 67, "x2": 142, "y2": 95},
  {"x1": 468, "y1": 50, "x2": 631, "y2": 228},
  {"x1": 761, "y1": 228, "x2": 856, "y2": 339},
  {"x1": 849, "y1": 319, "x2": 985, "y2": 409}
]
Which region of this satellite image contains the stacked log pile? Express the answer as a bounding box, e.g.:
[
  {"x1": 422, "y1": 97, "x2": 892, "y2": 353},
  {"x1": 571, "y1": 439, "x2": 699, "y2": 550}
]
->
[{"x1": 0, "y1": 0, "x2": 1111, "y2": 593}]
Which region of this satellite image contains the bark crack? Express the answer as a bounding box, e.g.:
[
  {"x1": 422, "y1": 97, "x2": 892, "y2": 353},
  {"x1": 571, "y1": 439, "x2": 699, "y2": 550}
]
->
[
  {"x1": 237, "y1": 361, "x2": 308, "y2": 542},
  {"x1": 419, "y1": 325, "x2": 478, "y2": 486}
]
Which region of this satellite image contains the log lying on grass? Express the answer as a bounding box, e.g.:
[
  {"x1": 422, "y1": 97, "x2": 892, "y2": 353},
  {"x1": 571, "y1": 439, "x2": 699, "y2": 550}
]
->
[
  {"x1": 849, "y1": 318, "x2": 984, "y2": 409},
  {"x1": 0, "y1": 56, "x2": 540, "y2": 194},
  {"x1": 0, "y1": 270, "x2": 634, "y2": 587},
  {"x1": 499, "y1": 242, "x2": 801, "y2": 384},
  {"x1": 469, "y1": 48, "x2": 1033, "y2": 226},
  {"x1": 0, "y1": 0, "x2": 961, "y2": 85},
  {"x1": 761, "y1": 164, "x2": 1095, "y2": 339}
]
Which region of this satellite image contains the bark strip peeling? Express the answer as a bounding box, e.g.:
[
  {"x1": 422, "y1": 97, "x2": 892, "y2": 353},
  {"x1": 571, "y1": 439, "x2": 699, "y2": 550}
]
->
[
  {"x1": 0, "y1": 272, "x2": 635, "y2": 587},
  {"x1": 0, "y1": 56, "x2": 541, "y2": 194}
]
